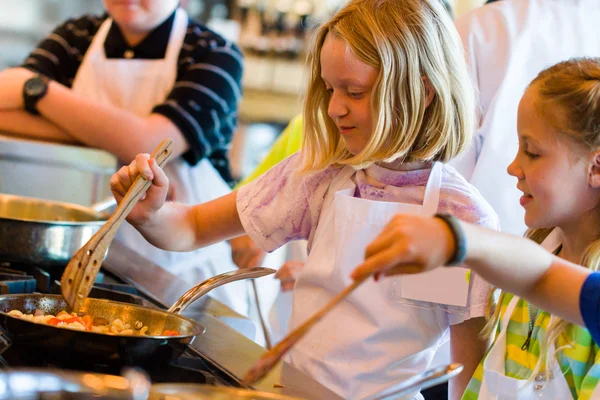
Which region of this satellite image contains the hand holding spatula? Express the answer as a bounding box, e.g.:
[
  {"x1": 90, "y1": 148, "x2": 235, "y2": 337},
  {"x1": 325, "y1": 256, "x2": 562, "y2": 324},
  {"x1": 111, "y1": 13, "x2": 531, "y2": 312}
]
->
[{"x1": 61, "y1": 139, "x2": 174, "y2": 312}]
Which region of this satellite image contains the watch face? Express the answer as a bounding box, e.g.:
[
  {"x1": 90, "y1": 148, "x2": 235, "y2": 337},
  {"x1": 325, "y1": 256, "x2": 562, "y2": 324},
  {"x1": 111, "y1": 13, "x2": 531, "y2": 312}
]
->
[{"x1": 25, "y1": 78, "x2": 46, "y2": 96}]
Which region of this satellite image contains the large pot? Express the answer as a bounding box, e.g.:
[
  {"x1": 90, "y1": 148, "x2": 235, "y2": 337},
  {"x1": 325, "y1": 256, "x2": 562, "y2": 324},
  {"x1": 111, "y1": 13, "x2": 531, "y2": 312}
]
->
[
  {"x1": 0, "y1": 267, "x2": 274, "y2": 367},
  {"x1": 0, "y1": 194, "x2": 114, "y2": 270}
]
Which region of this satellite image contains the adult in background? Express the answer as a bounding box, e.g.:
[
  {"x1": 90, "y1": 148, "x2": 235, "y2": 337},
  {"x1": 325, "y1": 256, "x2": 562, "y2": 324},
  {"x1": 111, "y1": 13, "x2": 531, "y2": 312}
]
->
[
  {"x1": 451, "y1": 0, "x2": 600, "y2": 236},
  {"x1": 0, "y1": 0, "x2": 248, "y2": 316}
]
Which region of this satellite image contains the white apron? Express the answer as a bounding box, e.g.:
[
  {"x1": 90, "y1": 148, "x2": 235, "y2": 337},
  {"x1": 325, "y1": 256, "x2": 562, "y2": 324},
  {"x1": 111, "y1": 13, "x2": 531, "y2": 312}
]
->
[
  {"x1": 451, "y1": 0, "x2": 600, "y2": 236},
  {"x1": 478, "y1": 229, "x2": 574, "y2": 399},
  {"x1": 71, "y1": 9, "x2": 248, "y2": 316},
  {"x1": 286, "y1": 163, "x2": 471, "y2": 399}
]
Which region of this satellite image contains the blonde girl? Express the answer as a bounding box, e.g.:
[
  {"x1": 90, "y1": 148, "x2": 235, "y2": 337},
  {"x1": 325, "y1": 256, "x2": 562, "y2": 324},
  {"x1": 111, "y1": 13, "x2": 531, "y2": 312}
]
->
[
  {"x1": 110, "y1": 0, "x2": 498, "y2": 398},
  {"x1": 354, "y1": 57, "x2": 600, "y2": 399}
]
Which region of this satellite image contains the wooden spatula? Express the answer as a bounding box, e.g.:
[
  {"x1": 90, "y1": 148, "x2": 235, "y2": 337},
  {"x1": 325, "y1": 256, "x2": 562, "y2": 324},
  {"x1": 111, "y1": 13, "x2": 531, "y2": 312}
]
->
[
  {"x1": 242, "y1": 273, "x2": 371, "y2": 385},
  {"x1": 61, "y1": 139, "x2": 174, "y2": 312}
]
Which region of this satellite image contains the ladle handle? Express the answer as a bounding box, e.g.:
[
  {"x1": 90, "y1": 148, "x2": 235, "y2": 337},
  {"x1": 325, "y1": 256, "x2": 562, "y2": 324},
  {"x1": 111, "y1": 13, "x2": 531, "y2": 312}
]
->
[{"x1": 168, "y1": 267, "x2": 276, "y2": 314}]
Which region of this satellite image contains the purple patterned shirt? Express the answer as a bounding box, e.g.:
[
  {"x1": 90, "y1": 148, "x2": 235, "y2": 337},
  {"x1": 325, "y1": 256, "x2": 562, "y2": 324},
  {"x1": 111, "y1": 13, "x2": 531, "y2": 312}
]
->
[{"x1": 237, "y1": 152, "x2": 499, "y2": 321}]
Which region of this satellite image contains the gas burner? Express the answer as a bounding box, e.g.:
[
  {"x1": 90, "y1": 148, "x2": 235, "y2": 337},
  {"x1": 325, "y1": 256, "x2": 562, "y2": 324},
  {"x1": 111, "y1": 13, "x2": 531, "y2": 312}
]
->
[
  {"x1": 0, "y1": 261, "x2": 145, "y2": 305},
  {"x1": 0, "y1": 271, "x2": 36, "y2": 295}
]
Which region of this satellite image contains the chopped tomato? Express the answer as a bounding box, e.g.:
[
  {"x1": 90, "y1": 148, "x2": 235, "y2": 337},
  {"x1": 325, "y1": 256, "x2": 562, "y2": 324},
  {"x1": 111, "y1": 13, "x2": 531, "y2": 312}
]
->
[
  {"x1": 162, "y1": 330, "x2": 180, "y2": 336},
  {"x1": 56, "y1": 310, "x2": 69, "y2": 318},
  {"x1": 47, "y1": 318, "x2": 61, "y2": 326},
  {"x1": 64, "y1": 316, "x2": 84, "y2": 326},
  {"x1": 82, "y1": 315, "x2": 93, "y2": 331}
]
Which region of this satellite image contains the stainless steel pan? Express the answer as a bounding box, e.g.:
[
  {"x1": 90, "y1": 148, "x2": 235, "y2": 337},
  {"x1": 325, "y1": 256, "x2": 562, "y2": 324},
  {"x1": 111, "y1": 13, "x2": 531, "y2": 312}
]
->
[
  {"x1": 0, "y1": 193, "x2": 114, "y2": 269},
  {"x1": 0, "y1": 267, "x2": 274, "y2": 367}
]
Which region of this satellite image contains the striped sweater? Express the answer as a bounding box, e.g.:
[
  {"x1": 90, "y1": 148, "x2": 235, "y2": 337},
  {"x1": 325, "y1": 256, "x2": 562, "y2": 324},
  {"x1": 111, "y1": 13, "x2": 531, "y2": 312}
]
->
[
  {"x1": 21, "y1": 10, "x2": 243, "y2": 185},
  {"x1": 462, "y1": 293, "x2": 600, "y2": 399}
]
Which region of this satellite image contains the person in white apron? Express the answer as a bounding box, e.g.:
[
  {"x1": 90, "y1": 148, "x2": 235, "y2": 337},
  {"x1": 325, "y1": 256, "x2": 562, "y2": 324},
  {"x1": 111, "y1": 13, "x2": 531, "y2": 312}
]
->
[
  {"x1": 450, "y1": 0, "x2": 600, "y2": 236},
  {"x1": 107, "y1": 0, "x2": 498, "y2": 397},
  {"x1": 474, "y1": 230, "x2": 572, "y2": 399},
  {"x1": 70, "y1": 6, "x2": 247, "y2": 316},
  {"x1": 0, "y1": 1, "x2": 248, "y2": 316},
  {"x1": 285, "y1": 162, "x2": 477, "y2": 399}
]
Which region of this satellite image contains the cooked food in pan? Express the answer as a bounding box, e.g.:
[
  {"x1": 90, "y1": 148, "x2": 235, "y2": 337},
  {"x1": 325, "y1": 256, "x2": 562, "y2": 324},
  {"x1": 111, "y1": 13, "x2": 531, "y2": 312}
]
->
[{"x1": 7, "y1": 309, "x2": 180, "y2": 336}]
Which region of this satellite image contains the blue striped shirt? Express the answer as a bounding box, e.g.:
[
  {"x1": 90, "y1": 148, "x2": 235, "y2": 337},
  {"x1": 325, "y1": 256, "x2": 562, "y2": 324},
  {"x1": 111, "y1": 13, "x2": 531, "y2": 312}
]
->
[{"x1": 21, "y1": 11, "x2": 243, "y2": 185}]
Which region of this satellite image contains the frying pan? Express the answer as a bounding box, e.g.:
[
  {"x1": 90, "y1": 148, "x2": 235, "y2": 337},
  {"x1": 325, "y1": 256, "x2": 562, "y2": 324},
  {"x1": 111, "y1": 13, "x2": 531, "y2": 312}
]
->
[
  {"x1": 0, "y1": 193, "x2": 114, "y2": 270},
  {"x1": 0, "y1": 267, "x2": 274, "y2": 367}
]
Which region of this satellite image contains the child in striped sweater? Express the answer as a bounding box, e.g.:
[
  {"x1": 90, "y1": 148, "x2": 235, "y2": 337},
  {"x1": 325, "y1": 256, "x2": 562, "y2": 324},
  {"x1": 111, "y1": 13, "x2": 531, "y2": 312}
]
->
[{"x1": 354, "y1": 57, "x2": 600, "y2": 399}]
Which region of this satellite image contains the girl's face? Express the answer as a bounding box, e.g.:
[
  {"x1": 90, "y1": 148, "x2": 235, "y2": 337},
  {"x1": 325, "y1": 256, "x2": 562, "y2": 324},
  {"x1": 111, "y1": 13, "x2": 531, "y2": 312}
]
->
[
  {"x1": 320, "y1": 33, "x2": 378, "y2": 155},
  {"x1": 103, "y1": 0, "x2": 178, "y2": 33},
  {"x1": 507, "y1": 87, "x2": 598, "y2": 229}
]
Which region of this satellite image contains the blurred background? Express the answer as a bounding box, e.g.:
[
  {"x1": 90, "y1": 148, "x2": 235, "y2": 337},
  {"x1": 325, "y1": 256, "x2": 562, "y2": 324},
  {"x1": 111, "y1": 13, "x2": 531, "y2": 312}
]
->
[{"x1": 0, "y1": 0, "x2": 486, "y2": 183}]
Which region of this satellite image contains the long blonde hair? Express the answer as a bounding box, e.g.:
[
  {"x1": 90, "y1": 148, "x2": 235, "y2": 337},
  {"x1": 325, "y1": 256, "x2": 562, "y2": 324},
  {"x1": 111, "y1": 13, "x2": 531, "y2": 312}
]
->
[
  {"x1": 484, "y1": 57, "x2": 600, "y2": 380},
  {"x1": 300, "y1": 0, "x2": 475, "y2": 171}
]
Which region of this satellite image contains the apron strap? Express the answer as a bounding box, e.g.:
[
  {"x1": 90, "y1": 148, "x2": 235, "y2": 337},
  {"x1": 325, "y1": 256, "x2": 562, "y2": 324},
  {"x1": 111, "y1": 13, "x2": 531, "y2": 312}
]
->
[
  {"x1": 306, "y1": 165, "x2": 355, "y2": 249},
  {"x1": 164, "y1": 9, "x2": 189, "y2": 61},
  {"x1": 323, "y1": 165, "x2": 356, "y2": 208},
  {"x1": 422, "y1": 162, "x2": 443, "y2": 215}
]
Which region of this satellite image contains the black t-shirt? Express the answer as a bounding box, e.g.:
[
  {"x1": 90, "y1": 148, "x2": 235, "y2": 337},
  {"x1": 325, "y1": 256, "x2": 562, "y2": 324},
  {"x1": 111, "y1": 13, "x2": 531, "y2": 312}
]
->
[{"x1": 22, "y1": 11, "x2": 243, "y2": 185}]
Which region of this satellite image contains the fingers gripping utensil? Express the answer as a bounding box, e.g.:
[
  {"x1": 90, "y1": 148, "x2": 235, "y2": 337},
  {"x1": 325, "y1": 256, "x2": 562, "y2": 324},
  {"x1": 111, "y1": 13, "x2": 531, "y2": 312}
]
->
[
  {"x1": 243, "y1": 273, "x2": 371, "y2": 385},
  {"x1": 61, "y1": 139, "x2": 174, "y2": 312}
]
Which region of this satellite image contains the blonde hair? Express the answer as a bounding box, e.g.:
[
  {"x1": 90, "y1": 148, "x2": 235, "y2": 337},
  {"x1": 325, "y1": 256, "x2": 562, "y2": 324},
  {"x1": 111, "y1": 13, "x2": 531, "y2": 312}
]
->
[
  {"x1": 300, "y1": 0, "x2": 476, "y2": 171},
  {"x1": 484, "y1": 57, "x2": 600, "y2": 382}
]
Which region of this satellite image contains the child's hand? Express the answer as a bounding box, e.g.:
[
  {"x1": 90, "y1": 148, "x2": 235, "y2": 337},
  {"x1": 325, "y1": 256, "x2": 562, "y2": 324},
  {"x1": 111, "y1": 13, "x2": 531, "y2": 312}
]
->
[
  {"x1": 110, "y1": 153, "x2": 169, "y2": 226},
  {"x1": 230, "y1": 235, "x2": 266, "y2": 269},
  {"x1": 275, "y1": 261, "x2": 304, "y2": 291},
  {"x1": 350, "y1": 214, "x2": 455, "y2": 281}
]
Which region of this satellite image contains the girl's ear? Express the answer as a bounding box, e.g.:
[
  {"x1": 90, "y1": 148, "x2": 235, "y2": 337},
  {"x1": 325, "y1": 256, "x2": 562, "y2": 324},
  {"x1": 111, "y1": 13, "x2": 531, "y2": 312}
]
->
[
  {"x1": 589, "y1": 151, "x2": 600, "y2": 188},
  {"x1": 423, "y1": 76, "x2": 435, "y2": 108}
]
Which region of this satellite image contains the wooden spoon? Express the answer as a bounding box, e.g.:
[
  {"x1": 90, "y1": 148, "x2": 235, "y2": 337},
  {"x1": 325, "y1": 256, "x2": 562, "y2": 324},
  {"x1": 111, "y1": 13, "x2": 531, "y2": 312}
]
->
[
  {"x1": 242, "y1": 273, "x2": 371, "y2": 385},
  {"x1": 61, "y1": 139, "x2": 174, "y2": 312}
]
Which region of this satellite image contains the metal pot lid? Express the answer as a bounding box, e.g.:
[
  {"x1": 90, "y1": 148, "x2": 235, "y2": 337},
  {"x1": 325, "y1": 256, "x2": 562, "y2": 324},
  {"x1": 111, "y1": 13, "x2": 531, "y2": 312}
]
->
[
  {"x1": 149, "y1": 384, "x2": 302, "y2": 400},
  {"x1": 0, "y1": 193, "x2": 108, "y2": 224}
]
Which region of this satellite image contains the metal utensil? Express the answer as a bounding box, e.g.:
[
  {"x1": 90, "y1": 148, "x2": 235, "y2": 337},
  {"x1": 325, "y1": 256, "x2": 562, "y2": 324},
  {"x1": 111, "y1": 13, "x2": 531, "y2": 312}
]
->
[
  {"x1": 252, "y1": 279, "x2": 272, "y2": 349},
  {"x1": 243, "y1": 273, "x2": 370, "y2": 385},
  {"x1": 361, "y1": 363, "x2": 464, "y2": 400},
  {"x1": 62, "y1": 139, "x2": 174, "y2": 311}
]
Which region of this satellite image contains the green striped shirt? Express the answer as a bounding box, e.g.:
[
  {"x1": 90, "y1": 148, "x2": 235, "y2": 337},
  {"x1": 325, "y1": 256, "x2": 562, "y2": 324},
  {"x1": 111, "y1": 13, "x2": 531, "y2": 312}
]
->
[{"x1": 462, "y1": 293, "x2": 600, "y2": 399}]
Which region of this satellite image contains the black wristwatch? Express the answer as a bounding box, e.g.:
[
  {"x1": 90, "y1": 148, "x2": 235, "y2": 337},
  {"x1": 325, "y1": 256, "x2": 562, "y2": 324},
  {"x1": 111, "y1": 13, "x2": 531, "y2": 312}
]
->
[{"x1": 23, "y1": 74, "x2": 49, "y2": 115}]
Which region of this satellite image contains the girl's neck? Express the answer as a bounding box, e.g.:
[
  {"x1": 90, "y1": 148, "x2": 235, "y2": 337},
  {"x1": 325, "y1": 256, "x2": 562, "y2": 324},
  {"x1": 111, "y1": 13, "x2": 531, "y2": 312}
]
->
[
  {"x1": 557, "y1": 209, "x2": 600, "y2": 264},
  {"x1": 376, "y1": 160, "x2": 432, "y2": 171}
]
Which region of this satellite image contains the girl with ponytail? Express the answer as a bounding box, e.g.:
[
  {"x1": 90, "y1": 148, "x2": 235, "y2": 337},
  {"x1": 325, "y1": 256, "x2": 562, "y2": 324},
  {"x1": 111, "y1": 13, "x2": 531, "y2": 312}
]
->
[{"x1": 353, "y1": 57, "x2": 600, "y2": 399}]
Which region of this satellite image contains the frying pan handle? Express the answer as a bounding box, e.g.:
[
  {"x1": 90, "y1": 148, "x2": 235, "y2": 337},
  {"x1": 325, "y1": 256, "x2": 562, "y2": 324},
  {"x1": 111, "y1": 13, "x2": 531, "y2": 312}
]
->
[{"x1": 168, "y1": 267, "x2": 276, "y2": 314}]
